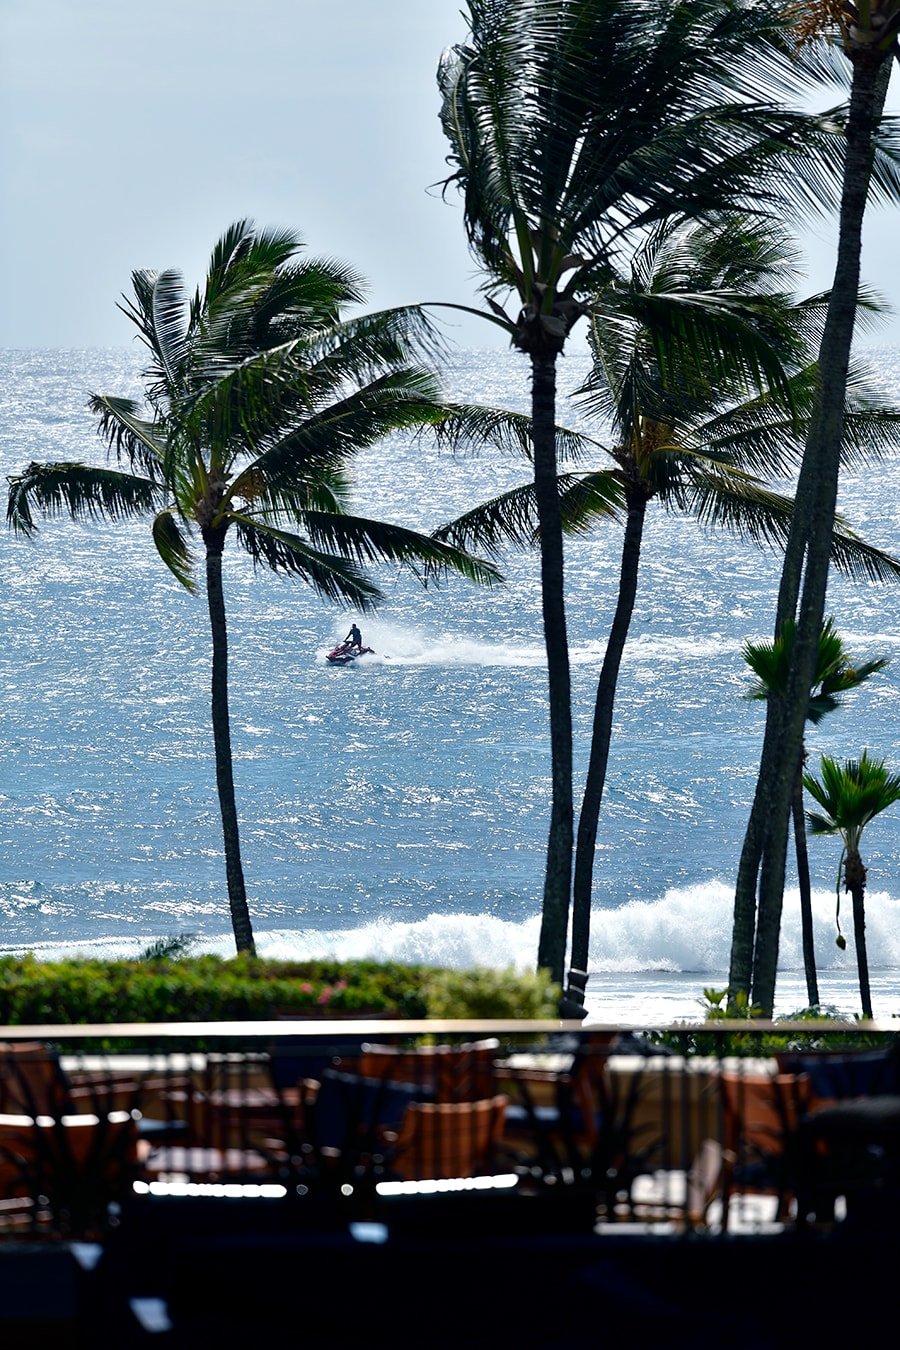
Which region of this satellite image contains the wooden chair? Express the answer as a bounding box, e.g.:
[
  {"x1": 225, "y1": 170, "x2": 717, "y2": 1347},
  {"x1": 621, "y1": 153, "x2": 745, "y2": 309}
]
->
[
  {"x1": 356, "y1": 1039, "x2": 499, "y2": 1103},
  {"x1": 719, "y1": 1071, "x2": 810, "y2": 1228},
  {"x1": 0, "y1": 1108, "x2": 139, "y2": 1235},
  {"x1": 0, "y1": 1042, "x2": 70, "y2": 1116},
  {"x1": 388, "y1": 1095, "x2": 509, "y2": 1181}
]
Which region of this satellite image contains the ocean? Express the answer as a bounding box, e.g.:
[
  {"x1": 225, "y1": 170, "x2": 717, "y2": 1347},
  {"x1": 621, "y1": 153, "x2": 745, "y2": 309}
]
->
[{"x1": 2, "y1": 345, "x2": 900, "y2": 1024}]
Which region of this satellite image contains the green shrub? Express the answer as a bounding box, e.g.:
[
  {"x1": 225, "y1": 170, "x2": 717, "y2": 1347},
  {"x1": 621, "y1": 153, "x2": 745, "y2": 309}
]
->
[
  {"x1": 421, "y1": 965, "x2": 560, "y2": 1020},
  {"x1": 0, "y1": 954, "x2": 429, "y2": 1025},
  {"x1": 0, "y1": 956, "x2": 559, "y2": 1026}
]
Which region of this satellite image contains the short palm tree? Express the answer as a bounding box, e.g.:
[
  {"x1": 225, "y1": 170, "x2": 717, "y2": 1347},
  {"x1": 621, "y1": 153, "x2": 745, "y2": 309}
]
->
[
  {"x1": 6, "y1": 221, "x2": 502, "y2": 956},
  {"x1": 744, "y1": 619, "x2": 888, "y2": 1006},
  {"x1": 437, "y1": 0, "x2": 869, "y2": 984},
  {"x1": 803, "y1": 750, "x2": 900, "y2": 1017}
]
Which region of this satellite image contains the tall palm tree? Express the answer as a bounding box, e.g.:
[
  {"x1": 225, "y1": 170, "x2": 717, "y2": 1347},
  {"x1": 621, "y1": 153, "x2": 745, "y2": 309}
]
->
[
  {"x1": 437, "y1": 0, "x2": 865, "y2": 984},
  {"x1": 744, "y1": 619, "x2": 888, "y2": 1006},
  {"x1": 436, "y1": 214, "x2": 900, "y2": 1002},
  {"x1": 803, "y1": 750, "x2": 900, "y2": 1017},
  {"x1": 6, "y1": 221, "x2": 503, "y2": 956},
  {"x1": 730, "y1": 1, "x2": 900, "y2": 1018}
]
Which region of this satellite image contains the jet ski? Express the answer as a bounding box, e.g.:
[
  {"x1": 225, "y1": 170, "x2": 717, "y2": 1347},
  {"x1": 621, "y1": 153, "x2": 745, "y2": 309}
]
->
[{"x1": 326, "y1": 641, "x2": 375, "y2": 666}]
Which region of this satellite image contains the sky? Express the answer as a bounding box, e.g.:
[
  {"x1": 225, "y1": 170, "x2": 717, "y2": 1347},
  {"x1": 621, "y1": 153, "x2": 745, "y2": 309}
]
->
[{"x1": 2, "y1": 0, "x2": 900, "y2": 352}]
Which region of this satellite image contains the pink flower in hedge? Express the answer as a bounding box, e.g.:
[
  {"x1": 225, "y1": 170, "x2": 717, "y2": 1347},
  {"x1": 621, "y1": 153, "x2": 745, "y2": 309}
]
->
[
  {"x1": 317, "y1": 987, "x2": 333, "y2": 1005},
  {"x1": 300, "y1": 982, "x2": 313, "y2": 994}
]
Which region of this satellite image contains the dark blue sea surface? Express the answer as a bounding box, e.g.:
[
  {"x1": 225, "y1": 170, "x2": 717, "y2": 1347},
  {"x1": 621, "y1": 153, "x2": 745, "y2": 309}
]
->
[{"x1": 1, "y1": 346, "x2": 900, "y2": 1021}]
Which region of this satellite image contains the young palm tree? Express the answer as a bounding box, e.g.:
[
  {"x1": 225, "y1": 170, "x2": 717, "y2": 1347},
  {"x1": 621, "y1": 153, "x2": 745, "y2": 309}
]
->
[
  {"x1": 744, "y1": 619, "x2": 888, "y2": 1006},
  {"x1": 6, "y1": 221, "x2": 502, "y2": 956},
  {"x1": 731, "y1": 0, "x2": 900, "y2": 1018},
  {"x1": 436, "y1": 214, "x2": 900, "y2": 1002},
  {"x1": 803, "y1": 750, "x2": 900, "y2": 1017},
  {"x1": 437, "y1": 0, "x2": 866, "y2": 984}
]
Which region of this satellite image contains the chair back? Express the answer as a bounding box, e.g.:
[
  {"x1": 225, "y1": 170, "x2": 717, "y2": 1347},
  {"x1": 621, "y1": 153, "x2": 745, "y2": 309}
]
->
[
  {"x1": 311, "y1": 1068, "x2": 434, "y2": 1153},
  {"x1": 390, "y1": 1095, "x2": 508, "y2": 1181},
  {"x1": 357, "y1": 1039, "x2": 499, "y2": 1103},
  {"x1": 774, "y1": 1046, "x2": 900, "y2": 1104},
  {"x1": 0, "y1": 1043, "x2": 67, "y2": 1116},
  {"x1": 0, "y1": 1110, "x2": 138, "y2": 1234},
  {"x1": 721, "y1": 1071, "x2": 809, "y2": 1156}
]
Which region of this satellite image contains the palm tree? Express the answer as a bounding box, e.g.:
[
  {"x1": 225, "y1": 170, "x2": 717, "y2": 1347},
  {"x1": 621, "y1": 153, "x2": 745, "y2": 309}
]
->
[
  {"x1": 437, "y1": 0, "x2": 864, "y2": 984},
  {"x1": 435, "y1": 214, "x2": 900, "y2": 1001},
  {"x1": 803, "y1": 750, "x2": 900, "y2": 1017},
  {"x1": 730, "y1": 1, "x2": 900, "y2": 1018},
  {"x1": 744, "y1": 619, "x2": 888, "y2": 1006},
  {"x1": 6, "y1": 221, "x2": 503, "y2": 956}
]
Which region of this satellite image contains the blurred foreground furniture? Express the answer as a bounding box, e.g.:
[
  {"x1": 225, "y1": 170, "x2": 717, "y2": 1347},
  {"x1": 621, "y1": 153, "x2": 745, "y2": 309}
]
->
[
  {"x1": 775, "y1": 1041, "x2": 900, "y2": 1226},
  {"x1": 0, "y1": 1042, "x2": 142, "y2": 1235},
  {"x1": 719, "y1": 1070, "x2": 810, "y2": 1227},
  {"x1": 356, "y1": 1039, "x2": 500, "y2": 1102},
  {"x1": 388, "y1": 1094, "x2": 509, "y2": 1181},
  {"x1": 0, "y1": 1111, "x2": 139, "y2": 1235}
]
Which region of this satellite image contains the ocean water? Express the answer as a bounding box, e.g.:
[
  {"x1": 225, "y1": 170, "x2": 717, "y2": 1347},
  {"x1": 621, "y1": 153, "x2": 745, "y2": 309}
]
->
[{"x1": 2, "y1": 345, "x2": 900, "y2": 1024}]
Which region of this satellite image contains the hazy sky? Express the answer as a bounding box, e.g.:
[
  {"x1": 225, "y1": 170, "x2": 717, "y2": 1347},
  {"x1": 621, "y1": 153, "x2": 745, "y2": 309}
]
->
[{"x1": 2, "y1": 0, "x2": 899, "y2": 351}]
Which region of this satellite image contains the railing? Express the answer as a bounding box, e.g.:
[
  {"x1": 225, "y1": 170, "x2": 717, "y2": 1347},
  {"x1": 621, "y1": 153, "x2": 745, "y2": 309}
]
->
[{"x1": 1, "y1": 1019, "x2": 898, "y2": 1242}]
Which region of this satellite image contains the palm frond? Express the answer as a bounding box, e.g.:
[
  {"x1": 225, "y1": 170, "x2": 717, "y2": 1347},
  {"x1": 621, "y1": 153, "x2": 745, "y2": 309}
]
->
[
  {"x1": 432, "y1": 481, "x2": 541, "y2": 554},
  {"x1": 743, "y1": 616, "x2": 888, "y2": 723},
  {"x1": 151, "y1": 510, "x2": 195, "y2": 592},
  {"x1": 88, "y1": 394, "x2": 167, "y2": 478},
  {"x1": 119, "y1": 269, "x2": 190, "y2": 401},
  {"x1": 234, "y1": 368, "x2": 451, "y2": 494},
  {"x1": 432, "y1": 404, "x2": 598, "y2": 464},
  {"x1": 301, "y1": 305, "x2": 449, "y2": 381},
  {"x1": 682, "y1": 471, "x2": 900, "y2": 582},
  {"x1": 6, "y1": 462, "x2": 161, "y2": 535},
  {"x1": 230, "y1": 516, "x2": 384, "y2": 610},
  {"x1": 827, "y1": 519, "x2": 900, "y2": 584},
  {"x1": 433, "y1": 469, "x2": 621, "y2": 555},
  {"x1": 300, "y1": 511, "x2": 504, "y2": 589},
  {"x1": 804, "y1": 751, "x2": 900, "y2": 841}
]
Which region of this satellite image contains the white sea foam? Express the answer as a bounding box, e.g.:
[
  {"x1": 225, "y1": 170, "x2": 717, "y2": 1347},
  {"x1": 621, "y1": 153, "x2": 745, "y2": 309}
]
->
[
  {"x1": 321, "y1": 621, "x2": 548, "y2": 668},
  {"x1": 10, "y1": 878, "x2": 897, "y2": 980}
]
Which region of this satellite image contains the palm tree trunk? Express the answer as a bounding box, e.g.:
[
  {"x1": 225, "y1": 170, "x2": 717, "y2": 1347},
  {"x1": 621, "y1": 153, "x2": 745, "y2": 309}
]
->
[
  {"x1": 846, "y1": 853, "x2": 873, "y2": 1018},
  {"x1": 570, "y1": 483, "x2": 648, "y2": 981},
  {"x1": 732, "y1": 50, "x2": 892, "y2": 1018},
  {"x1": 204, "y1": 530, "x2": 256, "y2": 956},
  {"x1": 531, "y1": 352, "x2": 573, "y2": 985},
  {"x1": 792, "y1": 760, "x2": 819, "y2": 1008},
  {"x1": 729, "y1": 691, "x2": 786, "y2": 1006}
]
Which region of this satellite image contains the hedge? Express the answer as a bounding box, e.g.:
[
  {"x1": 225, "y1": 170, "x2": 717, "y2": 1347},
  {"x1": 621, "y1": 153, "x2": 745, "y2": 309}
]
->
[{"x1": 0, "y1": 955, "x2": 560, "y2": 1025}]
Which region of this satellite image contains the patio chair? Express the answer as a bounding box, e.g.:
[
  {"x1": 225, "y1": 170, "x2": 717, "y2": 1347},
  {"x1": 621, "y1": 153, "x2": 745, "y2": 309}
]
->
[
  {"x1": 387, "y1": 1095, "x2": 509, "y2": 1181},
  {"x1": 719, "y1": 1070, "x2": 810, "y2": 1228},
  {"x1": 495, "y1": 1032, "x2": 619, "y2": 1176},
  {"x1": 0, "y1": 1108, "x2": 139, "y2": 1235},
  {"x1": 282, "y1": 1067, "x2": 436, "y2": 1192},
  {"x1": 356, "y1": 1039, "x2": 499, "y2": 1103},
  {"x1": 0, "y1": 1042, "x2": 70, "y2": 1116},
  {"x1": 774, "y1": 1042, "x2": 900, "y2": 1105}
]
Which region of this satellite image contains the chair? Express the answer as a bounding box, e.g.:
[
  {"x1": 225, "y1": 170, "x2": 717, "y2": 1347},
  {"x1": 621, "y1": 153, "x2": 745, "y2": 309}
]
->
[
  {"x1": 496, "y1": 1033, "x2": 619, "y2": 1174},
  {"x1": 795, "y1": 1094, "x2": 900, "y2": 1229},
  {"x1": 0, "y1": 1109, "x2": 139, "y2": 1235},
  {"x1": 0, "y1": 1042, "x2": 70, "y2": 1117},
  {"x1": 773, "y1": 1043, "x2": 900, "y2": 1225},
  {"x1": 775, "y1": 1043, "x2": 900, "y2": 1105},
  {"x1": 719, "y1": 1071, "x2": 810, "y2": 1228},
  {"x1": 356, "y1": 1039, "x2": 499, "y2": 1103},
  {"x1": 388, "y1": 1095, "x2": 509, "y2": 1181}
]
